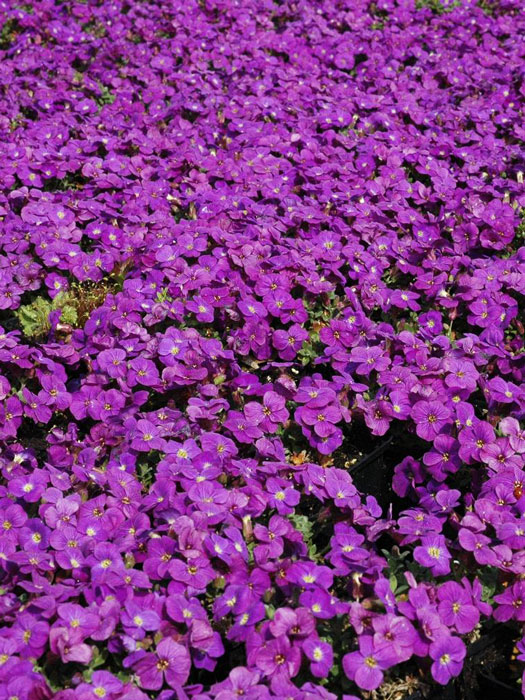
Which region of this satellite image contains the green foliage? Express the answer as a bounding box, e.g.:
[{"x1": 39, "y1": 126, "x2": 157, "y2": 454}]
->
[
  {"x1": 15, "y1": 273, "x2": 126, "y2": 339},
  {"x1": 155, "y1": 288, "x2": 173, "y2": 304},
  {"x1": 478, "y1": 566, "x2": 499, "y2": 604},
  {"x1": 297, "y1": 329, "x2": 322, "y2": 367},
  {"x1": 0, "y1": 20, "x2": 17, "y2": 50},
  {"x1": 289, "y1": 513, "x2": 318, "y2": 560},
  {"x1": 382, "y1": 546, "x2": 421, "y2": 597},
  {"x1": 97, "y1": 82, "x2": 116, "y2": 106},
  {"x1": 516, "y1": 207, "x2": 525, "y2": 243},
  {"x1": 477, "y1": 0, "x2": 496, "y2": 14},
  {"x1": 16, "y1": 293, "x2": 77, "y2": 339},
  {"x1": 415, "y1": 0, "x2": 461, "y2": 13},
  {"x1": 137, "y1": 462, "x2": 154, "y2": 488}
]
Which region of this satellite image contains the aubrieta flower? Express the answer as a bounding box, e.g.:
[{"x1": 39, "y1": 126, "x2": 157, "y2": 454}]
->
[
  {"x1": 411, "y1": 401, "x2": 451, "y2": 442},
  {"x1": 0, "y1": 0, "x2": 524, "y2": 696},
  {"x1": 254, "y1": 636, "x2": 301, "y2": 680},
  {"x1": 414, "y1": 535, "x2": 452, "y2": 576},
  {"x1": 429, "y1": 636, "x2": 466, "y2": 685},
  {"x1": 342, "y1": 635, "x2": 397, "y2": 691},
  {"x1": 493, "y1": 581, "x2": 525, "y2": 622},
  {"x1": 134, "y1": 638, "x2": 191, "y2": 690},
  {"x1": 437, "y1": 581, "x2": 479, "y2": 634},
  {"x1": 272, "y1": 324, "x2": 309, "y2": 361},
  {"x1": 244, "y1": 391, "x2": 289, "y2": 434},
  {"x1": 303, "y1": 638, "x2": 334, "y2": 678},
  {"x1": 76, "y1": 671, "x2": 123, "y2": 699}
]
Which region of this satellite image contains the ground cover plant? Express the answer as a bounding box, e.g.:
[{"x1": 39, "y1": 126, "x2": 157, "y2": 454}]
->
[{"x1": 0, "y1": 0, "x2": 524, "y2": 697}]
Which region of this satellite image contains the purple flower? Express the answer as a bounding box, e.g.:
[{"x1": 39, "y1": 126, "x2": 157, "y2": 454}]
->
[
  {"x1": 22, "y1": 387, "x2": 52, "y2": 423},
  {"x1": 458, "y1": 421, "x2": 495, "y2": 463},
  {"x1": 97, "y1": 348, "x2": 127, "y2": 378},
  {"x1": 121, "y1": 602, "x2": 161, "y2": 640},
  {"x1": 77, "y1": 671, "x2": 123, "y2": 699},
  {"x1": 324, "y1": 471, "x2": 359, "y2": 510},
  {"x1": 437, "y1": 582, "x2": 479, "y2": 633},
  {"x1": 287, "y1": 562, "x2": 333, "y2": 590},
  {"x1": 223, "y1": 410, "x2": 263, "y2": 443},
  {"x1": 187, "y1": 296, "x2": 214, "y2": 322},
  {"x1": 272, "y1": 324, "x2": 309, "y2": 360},
  {"x1": 56, "y1": 603, "x2": 100, "y2": 639},
  {"x1": 130, "y1": 419, "x2": 167, "y2": 452},
  {"x1": 342, "y1": 635, "x2": 396, "y2": 691},
  {"x1": 429, "y1": 636, "x2": 466, "y2": 685},
  {"x1": 458, "y1": 528, "x2": 496, "y2": 566},
  {"x1": 266, "y1": 477, "x2": 300, "y2": 514},
  {"x1": 411, "y1": 401, "x2": 451, "y2": 441},
  {"x1": 303, "y1": 638, "x2": 334, "y2": 678},
  {"x1": 244, "y1": 391, "x2": 289, "y2": 433},
  {"x1": 386, "y1": 390, "x2": 411, "y2": 420},
  {"x1": 135, "y1": 638, "x2": 190, "y2": 690},
  {"x1": 269, "y1": 607, "x2": 315, "y2": 639},
  {"x1": 422, "y1": 435, "x2": 461, "y2": 481},
  {"x1": 12, "y1": 614, "x2": 49, "y2": 658},
  {"x1": 349, "y1": 346, "x2": 390, "y2": 376},
  {"x1": 414, "y1": 535, "x2": 451, "y2": 576},
  {"x1": 494, "y1": 581, "x2": 525, "y2": 622},
  {"x1": 0, "y1": 1, "x2": 523, "y2": 693},
  {"x1": 296, "y1": 403, "x2": 342, "y2": 438},
  {"x1": 500, "y1": 417, "x2": 525, "y2": 454},
  {"x1": 299, "y1": 590, "x2": 338, "y2": 620},
  {"x1": 9, "y1": 469, "x2": 47, "y2": 503},
  {"x1": 255, "y1": 636, "x2": 301, "y2": 679},
  {"x1": 128, "y1": 358, "x2": 160, "y2": 387},
  {"x1": 372, "y1": 614, "x2": 416, "y2": 663}
]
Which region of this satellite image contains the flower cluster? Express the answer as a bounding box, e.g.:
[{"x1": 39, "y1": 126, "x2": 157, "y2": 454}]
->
[{"x1": 0, "y1": 0, "x2": 524, "y2": 697}]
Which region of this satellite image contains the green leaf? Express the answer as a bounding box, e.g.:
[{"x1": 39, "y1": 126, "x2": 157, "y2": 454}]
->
[
  {"x1": 90, "y1": 648, "x2": 108, "y2": 669},
  {"x1": 16, "y1": 296, "x2": 53, "y2": 338}
]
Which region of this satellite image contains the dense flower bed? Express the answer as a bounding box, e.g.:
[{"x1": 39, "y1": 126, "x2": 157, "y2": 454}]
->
[{"x1": 0, "y1": 0, "x2": 524, "y2": 697}]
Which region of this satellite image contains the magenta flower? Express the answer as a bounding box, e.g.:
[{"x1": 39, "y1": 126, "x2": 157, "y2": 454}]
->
[
  {"x1": 494, "y1": 581, "x2": 525, "y2": 622},
  {"x1": 255, "y1": 636, "x2": 301, "y2": 679},
  {"x1": 76, "y1": 671, "x2": 123, "y2": 699},
  {"x1": 349, "y1": 345, "x2": 391, "y2": 376},
  {"x1": 372, "y1": 614, "x2": 416, "y2": 663},
  {"x1": 303, "y1": 638, "x2": 334, "y2": 678},
  {"x1": 12, "y1": 613, "x2": 49, "y2": 658},
  {"x1": 437, "y1": 582, "x2": 479, "y2": 634},
  {"x1": 272, "y1": 324, "x2": 309, "y2": 360},
  {"x1": 414, "y1": 535, "x2": 451, "y2": 576},
  {"x1": 121, "y1": 602, "x2": 161, "y2": 640},
  {"x1": 97, "y1": 348, "x2": 127, "y2": 378},
  {"x1": 411, "y1": 401, "x2": 451, "y2": 441},
  {"x1": 135, "y1": 638, "x2": 190, "y2": 690},
  {"x1": 429, "y1": 636, "x2": 466, "y2": 685},
  {"x1": 266, "y1": 477, "x2": 300, "y2": 514},
  {"x1": 130, "y1": 419, "x2": 167, "y2": 452},
  {"x1": 244, "y1": 390, "x2": 289, "y2": 433},
  {"x1": 343, "y1": 635, "x2": 396, "y2": 691}
]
